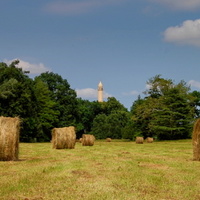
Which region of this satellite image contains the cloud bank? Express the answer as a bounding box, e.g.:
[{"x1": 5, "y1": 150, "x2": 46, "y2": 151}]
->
[
  {"x1": 76, "y1": 88, "x2": 112, "y2": 100},
  {"x1": 163, "y1": 19, "x2": 200, "y2": 47},
  {"x1": 76, "y1": 88, "x2": 97, "y2": 98},
  {"x1": 45, "y1": 0, "x2": 126, "y2": 15},
  {"x1": 149, "y1": 0, "x2": 200, "y2": 10},
  {"x1": 4, "y1": 59, "x2": 50, "y2": 75}
]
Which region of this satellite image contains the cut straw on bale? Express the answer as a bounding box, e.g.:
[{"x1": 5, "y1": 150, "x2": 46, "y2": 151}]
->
[
  {"x1": 146, "y1": 137, "x2": 153, "y2": 143},
  {"x1": 136, "y1": 137, "x2": 144, "y2": 144},
  {"x1": 82, "y1": 134, "x2": 95, "y2": 146},
  {"x1": 106, "y1": 138, "x2": 112, "y2": 142},
  {"x1": 192, "y1": 119, "x2": 200, "y2": 161},
  {"x1": 52, "y1": 126, "x2": 76, "y2": 149},
  {"x1": 0, "y1": 116, "x2": 20, "y2": 161}
]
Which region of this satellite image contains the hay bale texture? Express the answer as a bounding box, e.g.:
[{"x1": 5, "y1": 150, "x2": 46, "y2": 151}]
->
[
  {"x1": 0, "y1": 117, "x2": 20, "y2": 161},
  {"x1": 146, "y1": 137, "x2": 153, "y2": 143},
  {"x1": 52, "y1": 126, "x2": 76, "y2": 149},
  {"x1": 192, "y1": 119, "x2": 200, "y2": 161},
  {"x1": 106, "y1": 138, "x2": 112, "y2": 142},
  {"x1": 136, "y1": 137, "x2": 144, "y2": 144},
  {"x1": 82, "y1": 134, "x2": 95, "y2": 146}
]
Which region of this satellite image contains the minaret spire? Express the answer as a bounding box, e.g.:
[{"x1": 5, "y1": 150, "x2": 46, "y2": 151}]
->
[{"x1": 98, "y1": 81, "x2": 103, "y2": 102}]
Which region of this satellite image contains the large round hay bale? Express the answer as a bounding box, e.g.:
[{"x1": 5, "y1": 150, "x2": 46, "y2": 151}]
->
[
  {"x1": 146, "y1": 137, "x2": 153, "y2": 143},
  {"x1": 106, "y1": 138, "x2": 112, "y2": 142},
  {"x1": 0, "y1": 116, "x2": 20, "y2": 161},
  {"x1": 82, "y1": 134, "x2": 95, "y2": 146},
  {"x1": 192, "y1": 119, "x2": 200, "y2": 161},
  {"x1": 136, "y1": 137, "x2": 144, "y2": 144},
  {"x1": 52, "y1": 126, "x2": 76, "y2": 149}
]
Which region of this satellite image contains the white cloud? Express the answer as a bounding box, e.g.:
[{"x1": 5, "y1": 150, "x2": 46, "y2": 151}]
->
[
  {"x1": 45, "y1": 0, "x2": 127, "y2": 15},
  {"x1": 4, "y1": 59, "x2": 50, "y2": 74},
  {"x1": 76, "y1": 88, "x2": 112, "y2": 100},
  {"x1": 163, "y1": 19, "x2": 200, "y2": 47},
  {"x1": 188, "y1": 80, "x2": 200, "y2": 89},
  {"x1": 148, "y1": 0, "x2": 200, "y2": 10},
  {"x1": 122, "y1": 90, "x2": 139, "y2": 96},
  {"x1": 145, "y1": 84, "x2": 152, "y2": 90},
  {"x1": 76, "y1": 88, "x2": 97, "y2": 98}
]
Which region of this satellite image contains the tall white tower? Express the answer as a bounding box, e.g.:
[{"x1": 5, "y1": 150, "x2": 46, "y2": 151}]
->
[{"x1": 98, "y1": 81, "x2": 103, "y2": 102}]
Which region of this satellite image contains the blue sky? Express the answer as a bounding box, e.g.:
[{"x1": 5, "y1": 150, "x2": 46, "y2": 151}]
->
[{"x1": 1, "y1": 0, "x2": 200, "y2": 109}]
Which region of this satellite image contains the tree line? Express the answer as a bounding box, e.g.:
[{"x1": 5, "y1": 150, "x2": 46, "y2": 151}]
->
[{"x1": 0, "y1": 61, "x2": 199, "y2": 141}]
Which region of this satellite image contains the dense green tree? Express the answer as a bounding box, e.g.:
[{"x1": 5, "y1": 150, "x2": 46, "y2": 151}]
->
[
  {"x1": 144, "y1": 74, "x2": 174, "y2": 98},
  {"x1": 102, "y1": 97, "x2": 128, "y2": 115},
  {"x1": 91, "y1": 110, "x2": 130, "y2": 139},
  {"x1": 36, "y1": 72, "x2": 78, "y2": 128},
  {"x1": 90, "y1": 97, "x2": 129, "y2": 139},
  {"x1": 121, "y1": 119, "x2": 138, "y2": 140},
  {"x1": 131, "y1": 75, "x2": 195, "y2": 140},
  {"x1": 76, "y1": 99, "x2": 103, "y2": 137},
  {"x1": 33, "y1": 78, "x2": 59, "y2": 141},
  {"x1": 106, "y1": 111, "x2": 130, "y2": 139},
  {"x1": 129, "y1": 95, "x2": 147, "y2": 138},
  {"x1": 190, "y1": 90, "x2": 200, "y2": 118},
  {"x1": 150, "y1": 88, "x2": 194, "y2": 139},
  {"x1": 0, "y1": 61, "x2": 38, "y2": 141},
  {"x1": 0, "y1": 78, "x2": 18, "y2": 99},
  {"x1": 132, "y1": 97, "x2": 157, "y2": 138},
  {"x1": 130, "y1": 95, "x2": 145, "y2": 115},
  {"x1": 1, "y1": 60, "x2": 197, "y2": 142},
  {"x1": 91, "y1": 114, "x2": 108, "y2": 139}
]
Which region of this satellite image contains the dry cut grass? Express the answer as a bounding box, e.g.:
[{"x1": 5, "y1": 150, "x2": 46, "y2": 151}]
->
[
  {"x1": 0, "y1": 116, "x2": 20, "y2": 161},
  {"x1": 0, "y1": 140, "x2": 200, "y2": 200}
]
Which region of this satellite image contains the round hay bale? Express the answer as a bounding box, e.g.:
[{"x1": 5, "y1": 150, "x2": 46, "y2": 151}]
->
[
  {"x1": 136, "y1": 137, "x2": 144, "y2": 144},
  {"x1": 82, "y1": 134, "x2": 95, "y2": 146},
  {"x1": 0, "y1": 116, "x2": 20, "y2": 161},
  {"x1": 192, "y1": 119, "x2": 200, "y2": 161},
  {"x1": 79, "y1": 138, "x2": 82, "y2": 143},
  {"x1": 51, "y1": 126, "x2": 76, "y2": 149},
  {"x1": 106, "y1": 138, "x2": 112, "y2": 142},
  {"x1": 146, "y1": 137, "x2": 153, "y2": 143}
]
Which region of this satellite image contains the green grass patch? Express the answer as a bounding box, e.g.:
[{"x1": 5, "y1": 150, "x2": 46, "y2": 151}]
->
[{"x1": 1, "y1": 140, "x2": 200, "y2": 200}]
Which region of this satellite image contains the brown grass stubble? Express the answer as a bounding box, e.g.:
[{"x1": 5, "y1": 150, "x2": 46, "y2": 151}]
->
[{"x1": 1, "y1": 140, "x2": 200, "y2": 200}]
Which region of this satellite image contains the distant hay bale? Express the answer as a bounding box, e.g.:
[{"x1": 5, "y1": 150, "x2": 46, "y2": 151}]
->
[
  {"x1": 146, "y1": 137, "x2": 153, "y2": 143},
  {"x1": 136, "y1": 137, "x2": 144, "y2": 144},
  {"x1": 192, "y1": 119, "x2": 200, "y2": 161},
  {"x1": 52, "y1": 126, "x2": 76, "y2": 149},
  {"x1": 82, "y1": 134, "x2": 95, "y2": 146},
  {"x1": 106, "y1": 138, "x2": 112, "y2": 142},
  {"x1": 79, "y1": 138, "x2": 82, "y2": 143},
  {"x1": 0, "y1": 116, "x2": 20, "y2": 161}
]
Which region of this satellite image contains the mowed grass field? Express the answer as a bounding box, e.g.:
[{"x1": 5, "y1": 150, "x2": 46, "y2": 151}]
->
[{"x1": 1, "y1": 140, "x2": 200, "y2": 200}]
